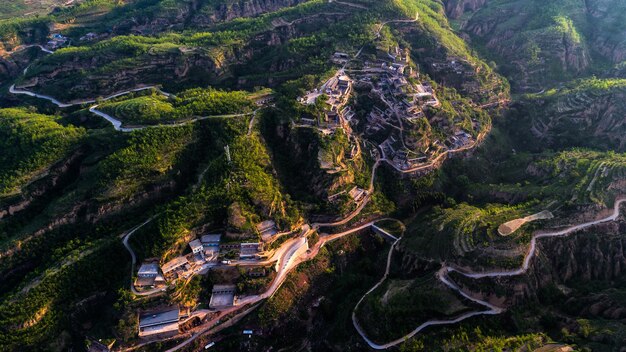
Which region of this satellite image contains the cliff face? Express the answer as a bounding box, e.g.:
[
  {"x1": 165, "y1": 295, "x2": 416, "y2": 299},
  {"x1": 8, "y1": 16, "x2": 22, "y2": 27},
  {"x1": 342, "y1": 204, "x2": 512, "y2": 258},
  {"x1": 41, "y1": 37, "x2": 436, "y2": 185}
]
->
[
  {"x1": 457, "y1": 0, "x2": 626, "y2": 90},
  {"x1": 462, "y1": 222, "x2": 626, "y2": 310},
  {"x1": 25, "y1": 50, "x2": 229, "y2": 100},
  {"x1": 463, "y1": 11, "x2": 591, "y2": 91},
  {"x1": 525, "y1": 83, "x2": 626, "y2": 151},
  {"x1": 23, "y1": 7, "x2": 343, "y2": 99},
  {"x1": 277, "y1": 125, "x2": 354, "y2": 199},
  {"x1": 503, "y1": 222, "x2": 626, "y2": 319},
  {"x1": 112, "y1": 0, "x2": 307, "y2": 34},
  {"x1": 0, "y1": 56, "x2": 18, "y2": 84},
  {"x1": 444, "y1": 0, "x2": 487, "y2": 19},
  {"x1": 585, "y1": 0, "x2": 626, "y2": 64}
]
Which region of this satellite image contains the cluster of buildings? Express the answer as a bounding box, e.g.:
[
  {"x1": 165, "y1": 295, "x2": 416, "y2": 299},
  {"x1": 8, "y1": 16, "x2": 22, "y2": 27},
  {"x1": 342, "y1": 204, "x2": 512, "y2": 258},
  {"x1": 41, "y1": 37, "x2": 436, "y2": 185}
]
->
[
  {"x1": 299, "y1": 71, "x2": 353, "y2": 131},
  {"x1": 135, "y1": 228, "x2": 271, "y2": 291},
  {"x1": 134, "y1": 233, "x2": 222, "y2": 290},
  {"x1": 346, "y1": 45, "x2": 478, "y2": 171},
  {"x1": 46, "y1": 33, "x2": 68, "y2": 50},
  {"x1": 137, "y1": 282, "x2": 247, "y2": 338},
  {"x1": 430, "y1": 57, "x2": 477, "y2": 78}
]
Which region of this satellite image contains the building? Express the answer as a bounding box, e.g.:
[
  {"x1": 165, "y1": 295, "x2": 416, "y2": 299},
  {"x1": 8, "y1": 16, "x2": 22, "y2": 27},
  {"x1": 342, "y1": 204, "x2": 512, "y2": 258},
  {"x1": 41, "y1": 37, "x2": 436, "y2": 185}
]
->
[
  {"x1": 209, "y1": 285, "x2": 237, "y2": 308},
  {"x1": 135, "y1": 263, "x2": 165, "y2": 288},
  {"x1": 161, "y1": 256, "x2": 189, "y2": 278},
  {"x1": 80, "y1": 32, "x2": 97, "y2": 41},
  {"x1": 240, "y1": 243, "x2": 262, "y2": 259},
  {"x1": 46, "y1": 33, "x2": 68, "y2": 50},
  {"x1": 138, "y1": 308, "x2": 180, "y2": 338},
  {"x1": 201, "y1": 234, "x2": 221, "y2": 248},
  {"x1": 348, "y1": 186, "x2": 367, "y2": 203},
  {"x1": 257, "y1": 220, "x2": 278, "y2": 242},
  {"x1": 189, "y1": 239, "x2": 203, "y2": 254},
  {"x1": 201, "y1": 234, "x2": 221, "y2": 260}
]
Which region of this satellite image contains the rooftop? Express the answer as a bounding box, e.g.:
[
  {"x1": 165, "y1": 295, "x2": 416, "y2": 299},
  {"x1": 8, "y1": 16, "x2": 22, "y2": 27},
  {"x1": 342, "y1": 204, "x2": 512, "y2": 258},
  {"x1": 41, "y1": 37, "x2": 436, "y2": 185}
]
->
[
  {"x1": 139, "y1": 308, "x2": 179, "y2": 328},
  {"x1": 162, "y1": 256, "x2": 188, "y2": 274},
  {"x1": 138, "y1": 263, "x2": 160, "y2": 276},
  {"x1": 201, "y1": 234, "x2": 222, "y2": 244},
  {"x1": 189, "y1": 239, "x2": 202, "y2": 250}
]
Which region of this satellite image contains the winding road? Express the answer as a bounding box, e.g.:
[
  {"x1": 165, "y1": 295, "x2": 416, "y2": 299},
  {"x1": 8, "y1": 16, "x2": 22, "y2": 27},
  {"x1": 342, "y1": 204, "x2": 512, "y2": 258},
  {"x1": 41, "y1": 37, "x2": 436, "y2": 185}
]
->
[
  {"x1": 351, "y1": 198, "x2": 626, "y2": 349},
  {"x1": 9, "y1": 84, "x2": 256, "y2": 132}
]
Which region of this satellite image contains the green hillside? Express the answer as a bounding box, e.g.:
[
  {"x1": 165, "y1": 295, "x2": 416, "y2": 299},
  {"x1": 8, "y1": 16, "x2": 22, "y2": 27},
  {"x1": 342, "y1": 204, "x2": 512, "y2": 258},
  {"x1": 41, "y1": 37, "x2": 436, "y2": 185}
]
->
[{"x1": 0, "y1": 108, "x2": 85, "y2": 197}]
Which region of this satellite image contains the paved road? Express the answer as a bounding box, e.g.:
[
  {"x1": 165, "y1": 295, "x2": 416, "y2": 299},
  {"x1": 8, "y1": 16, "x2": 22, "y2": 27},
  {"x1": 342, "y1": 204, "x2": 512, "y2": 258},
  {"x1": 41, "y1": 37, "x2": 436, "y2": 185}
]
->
[
  {"x1": 10, "y1": 85, "x2": 172, "y2": 108},
  {"x1": 449, "y1": 197, "x2": 626, "y2": 279},
  {"x1": 90, "y1": 105, "x2": 256, "y2": 132}
]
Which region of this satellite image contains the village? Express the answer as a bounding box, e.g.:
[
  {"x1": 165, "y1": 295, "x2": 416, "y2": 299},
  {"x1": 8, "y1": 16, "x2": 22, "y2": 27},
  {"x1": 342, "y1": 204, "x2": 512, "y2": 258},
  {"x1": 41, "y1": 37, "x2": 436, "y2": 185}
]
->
[
  {"x1": 298, "y1": 44, "x2": 481, "y2": 174},
  {"x1": 132, "y1": 219, "x2": 313, "y2": 341}
]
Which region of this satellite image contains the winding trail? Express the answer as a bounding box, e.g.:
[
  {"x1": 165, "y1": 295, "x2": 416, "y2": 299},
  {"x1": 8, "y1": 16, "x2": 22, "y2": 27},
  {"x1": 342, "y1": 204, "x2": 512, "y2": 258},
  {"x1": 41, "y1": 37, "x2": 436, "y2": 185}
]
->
[{"x1": 351, "y1": 198, "x2": 626, "y2": 349}]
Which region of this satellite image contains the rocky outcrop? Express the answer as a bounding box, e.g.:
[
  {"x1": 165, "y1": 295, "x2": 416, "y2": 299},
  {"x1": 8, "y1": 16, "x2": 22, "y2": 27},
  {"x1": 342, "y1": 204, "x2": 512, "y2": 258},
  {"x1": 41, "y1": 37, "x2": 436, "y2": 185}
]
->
[
  {"x1": 525, "y1": 83, "x2": 626, "y2": 151},
  {"x1": 457, "y1": 221, "x2": 626, "y2": 308},
  {"x1": 444, "y1": 0, "x2": 487, "y2": 19},
  {"x1": 0, "y1": 56, "x2": 19, "y2": 84}
]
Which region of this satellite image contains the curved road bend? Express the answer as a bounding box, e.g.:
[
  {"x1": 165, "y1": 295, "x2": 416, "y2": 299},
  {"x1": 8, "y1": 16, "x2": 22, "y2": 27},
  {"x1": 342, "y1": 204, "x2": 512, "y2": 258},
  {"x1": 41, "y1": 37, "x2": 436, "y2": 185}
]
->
[
  {"x1": 448, "y1": 197, "x2": 626, "y2": 279},
  {"x1": 161, "y1": 220, "x2": 394, "y2": 352},
  {"x1": 90, "y1": 106, "x2": 257, "y2": 132},
  {"x1": 9, "y1": 85, "x2": 170, "y2": 108}
]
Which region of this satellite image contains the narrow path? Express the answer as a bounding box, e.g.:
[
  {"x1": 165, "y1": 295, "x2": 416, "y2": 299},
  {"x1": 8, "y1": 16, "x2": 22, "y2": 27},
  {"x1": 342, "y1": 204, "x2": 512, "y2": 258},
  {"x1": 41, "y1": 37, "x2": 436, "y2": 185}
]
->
[
  {"x1": 2, "y1": 44, "x2": 53, "y2": 57},
  {"x1": 121, "y1": 217, "x2": 162, "y2": 296}
]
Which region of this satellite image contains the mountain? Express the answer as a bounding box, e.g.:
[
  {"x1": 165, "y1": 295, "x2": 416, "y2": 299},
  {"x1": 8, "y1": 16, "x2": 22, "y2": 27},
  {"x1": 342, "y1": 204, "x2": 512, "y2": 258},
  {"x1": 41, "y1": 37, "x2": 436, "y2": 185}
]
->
[{"x1": 2, "y1": 0, "x2": 626, "y2": 351}]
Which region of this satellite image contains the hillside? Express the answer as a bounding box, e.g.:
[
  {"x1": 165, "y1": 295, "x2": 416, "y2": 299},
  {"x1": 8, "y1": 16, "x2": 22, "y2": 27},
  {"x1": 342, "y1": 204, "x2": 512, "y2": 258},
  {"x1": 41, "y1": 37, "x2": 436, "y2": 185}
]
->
[
  {"x1": 451, "y1": 0, "x2": 626, "y2": 91},
  {"x1": 0, "y1": 0, "x2": 78, "y2": 19},
  {"x1": 0, "y1": 108, "x2": 85, "y2": 198}
]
